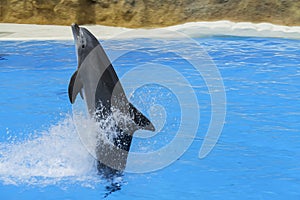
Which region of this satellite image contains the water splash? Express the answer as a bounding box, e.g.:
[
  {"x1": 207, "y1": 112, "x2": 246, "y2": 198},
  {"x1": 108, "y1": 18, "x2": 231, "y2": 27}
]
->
[{"x1": 0, "y1": 115, "x2": 101, "y2": 187}]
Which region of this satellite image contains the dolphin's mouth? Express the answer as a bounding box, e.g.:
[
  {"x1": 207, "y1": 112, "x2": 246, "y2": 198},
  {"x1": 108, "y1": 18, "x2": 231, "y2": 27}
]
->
[{"x1": 71, "y1": 23, "x2": 80, "y2": 40}]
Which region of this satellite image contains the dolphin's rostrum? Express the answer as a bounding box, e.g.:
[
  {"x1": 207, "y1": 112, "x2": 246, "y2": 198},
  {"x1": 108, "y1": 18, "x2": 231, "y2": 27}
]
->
[{"x1": 68, "y1": 24, "x2": 155, "y2": 176}]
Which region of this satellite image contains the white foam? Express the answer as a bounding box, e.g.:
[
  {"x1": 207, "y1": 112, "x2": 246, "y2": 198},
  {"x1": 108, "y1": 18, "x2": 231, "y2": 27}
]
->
[
  {"x1": 0, "y1": 115, "x2": 101, "y2": 187},
  {"x1": 0, "y1": 21, "x2": 300, "y2": 40}
]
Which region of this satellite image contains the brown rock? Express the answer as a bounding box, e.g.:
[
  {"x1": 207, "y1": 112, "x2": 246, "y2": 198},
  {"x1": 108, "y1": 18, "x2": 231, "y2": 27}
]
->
[{"x1": 0, "y1": 0, "x2": 299, "y2": 27}]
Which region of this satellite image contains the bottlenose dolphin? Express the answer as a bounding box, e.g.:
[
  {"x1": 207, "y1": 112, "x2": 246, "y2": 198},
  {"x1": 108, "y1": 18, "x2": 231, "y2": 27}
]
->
[{"x1": 68, "y1": 24, "x2": 155, "y2": 176}]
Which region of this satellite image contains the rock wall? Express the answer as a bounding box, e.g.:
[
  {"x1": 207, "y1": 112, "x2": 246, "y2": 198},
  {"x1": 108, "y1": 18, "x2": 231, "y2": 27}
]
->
[{"x1": 0, "y1": 0, "x2": 299, "y2": 27}]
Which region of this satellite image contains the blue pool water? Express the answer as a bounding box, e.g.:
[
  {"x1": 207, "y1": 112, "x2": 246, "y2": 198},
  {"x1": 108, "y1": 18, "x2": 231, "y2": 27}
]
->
[{"x1": 0, "y1": 36, "x2": 299, "y2": 199}]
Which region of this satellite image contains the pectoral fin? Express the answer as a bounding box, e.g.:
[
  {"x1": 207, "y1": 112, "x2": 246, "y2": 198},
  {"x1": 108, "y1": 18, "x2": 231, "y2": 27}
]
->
[
  {"x1": 68, "y1": 70, "x2": 83, "y2": 104},
  {"x1": 129, "y1": 103, "x2": 155, "y2": 132},
  {"x1": 79, "y1": 90, "x2": 84, "y2": 99}
]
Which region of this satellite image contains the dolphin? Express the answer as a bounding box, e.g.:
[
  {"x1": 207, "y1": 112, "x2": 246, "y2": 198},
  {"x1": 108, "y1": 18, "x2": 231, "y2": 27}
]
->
[{"x1": 68, "y1": 24, "x2": 155, "y2": 176}]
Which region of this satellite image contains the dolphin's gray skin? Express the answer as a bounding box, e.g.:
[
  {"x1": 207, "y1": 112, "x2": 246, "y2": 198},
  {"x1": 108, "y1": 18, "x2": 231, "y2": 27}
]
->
[{"x1": 68, "y1": 24, "x2": 155, "y2": 176}]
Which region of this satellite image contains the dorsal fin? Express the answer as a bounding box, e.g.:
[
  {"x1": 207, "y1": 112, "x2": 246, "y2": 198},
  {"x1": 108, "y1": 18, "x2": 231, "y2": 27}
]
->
[
  {"x1": 129, "y1": 103, "x2": 155, "y2": 132},
  {"x1": 68, "y1": 70, "x2": 83, "y2": 104}
]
